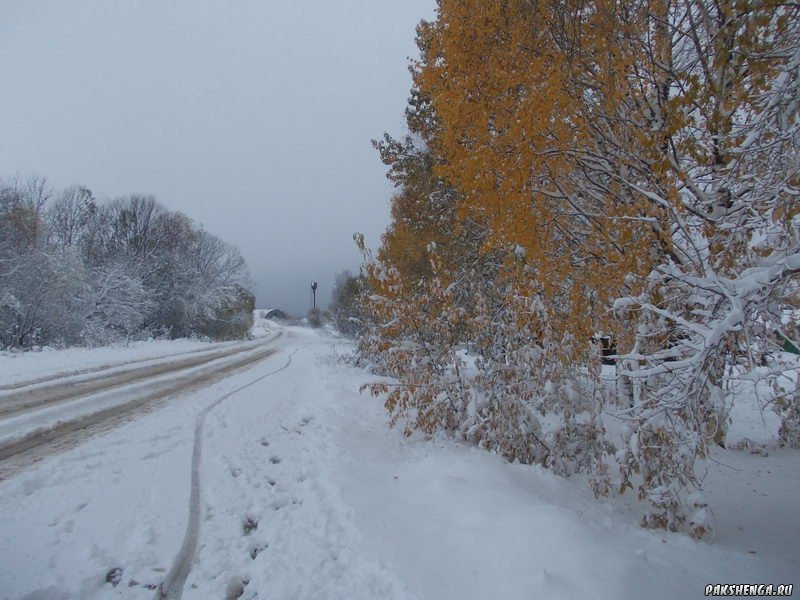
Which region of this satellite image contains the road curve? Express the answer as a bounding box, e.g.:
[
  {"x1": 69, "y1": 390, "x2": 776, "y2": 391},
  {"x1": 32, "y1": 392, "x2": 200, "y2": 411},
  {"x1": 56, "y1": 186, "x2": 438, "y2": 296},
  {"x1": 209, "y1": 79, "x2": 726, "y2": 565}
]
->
[
  {"x1": 0, "y1": 334, "x2": 280, "y2": 419},
  {"x1": 0, "y1": 339, "x2": 280, "y2": 480},
  {"x1": 0, "y1": 339, "x2": 252, "y2": 393}
]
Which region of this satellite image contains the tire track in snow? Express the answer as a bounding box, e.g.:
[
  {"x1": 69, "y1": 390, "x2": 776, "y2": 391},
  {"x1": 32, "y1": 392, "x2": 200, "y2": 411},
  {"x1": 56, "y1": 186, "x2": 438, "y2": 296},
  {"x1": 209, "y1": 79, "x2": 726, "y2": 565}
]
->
[
  {"x1": 0, "y1": 334, "x2": 281, "y2": 419},
  {"x1": 0, "y1": 343, "x2": 280, "y2": 480},
  {"x1": 0, "y1": 338, "x2": 254, "y2": 392},
  {"x1": 157, "y1": 347, "x2": 301, "y2": 600}
]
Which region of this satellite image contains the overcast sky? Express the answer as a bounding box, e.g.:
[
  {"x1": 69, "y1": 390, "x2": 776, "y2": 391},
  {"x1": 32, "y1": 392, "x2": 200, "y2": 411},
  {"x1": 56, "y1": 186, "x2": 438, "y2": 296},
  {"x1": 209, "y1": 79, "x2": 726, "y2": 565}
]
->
[{"x1": 0, "y1": 0, "x2": 436, "y2": 314}]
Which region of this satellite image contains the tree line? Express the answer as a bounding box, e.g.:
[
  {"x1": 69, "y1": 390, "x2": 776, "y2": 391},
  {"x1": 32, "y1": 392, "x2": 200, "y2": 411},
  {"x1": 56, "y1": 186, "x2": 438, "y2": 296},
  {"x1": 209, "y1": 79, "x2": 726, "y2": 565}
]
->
[
  {"x1": 344, "y1": 0, "x2": 800, "y2": 536},
  {"x1": 0, "y1": 176, "x2": 253, "y2": 349}
]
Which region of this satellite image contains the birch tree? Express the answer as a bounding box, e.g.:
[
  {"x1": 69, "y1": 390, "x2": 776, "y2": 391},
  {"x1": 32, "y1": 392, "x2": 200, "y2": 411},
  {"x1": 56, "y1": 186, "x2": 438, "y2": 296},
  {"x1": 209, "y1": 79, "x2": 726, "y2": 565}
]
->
[{"x1": 364, "y1": 0, "x2": 799, "y2": 534}]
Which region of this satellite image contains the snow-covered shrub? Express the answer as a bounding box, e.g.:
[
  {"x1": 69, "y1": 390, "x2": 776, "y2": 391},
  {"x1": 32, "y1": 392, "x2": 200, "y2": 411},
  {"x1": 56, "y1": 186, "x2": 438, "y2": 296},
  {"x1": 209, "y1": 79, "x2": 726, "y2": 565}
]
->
[
  {"x1": 0, "y1": 179, "x2": 254, "y2": 348},
  {"x1": 358, "y1": 243, "x2": 613, "y2": 496}
]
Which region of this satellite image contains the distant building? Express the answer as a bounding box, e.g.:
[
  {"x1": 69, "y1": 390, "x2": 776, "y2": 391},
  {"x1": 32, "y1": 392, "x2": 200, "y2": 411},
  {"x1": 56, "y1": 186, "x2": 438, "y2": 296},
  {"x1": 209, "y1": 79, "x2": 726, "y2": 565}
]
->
[{"x1": 260, "y1": 308, "x2": 287, "y2": 320}]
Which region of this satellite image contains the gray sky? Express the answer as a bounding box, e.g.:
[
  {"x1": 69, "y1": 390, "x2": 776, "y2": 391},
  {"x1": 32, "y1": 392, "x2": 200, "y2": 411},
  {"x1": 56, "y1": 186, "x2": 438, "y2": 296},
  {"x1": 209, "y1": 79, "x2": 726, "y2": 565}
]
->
[{"x1": 0, "y1": 0, "x2": 435, "y2": 314}]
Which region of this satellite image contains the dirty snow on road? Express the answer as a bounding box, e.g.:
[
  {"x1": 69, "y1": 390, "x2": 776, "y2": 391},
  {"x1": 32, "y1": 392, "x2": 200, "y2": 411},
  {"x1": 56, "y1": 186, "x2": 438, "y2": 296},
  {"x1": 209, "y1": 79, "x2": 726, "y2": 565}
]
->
[
  {"x1": 0, "y1": 338, "x2": 246, "y2": 391},
  {"x1": 0, "y1": 323, "x2": 797, "y2": 599}
]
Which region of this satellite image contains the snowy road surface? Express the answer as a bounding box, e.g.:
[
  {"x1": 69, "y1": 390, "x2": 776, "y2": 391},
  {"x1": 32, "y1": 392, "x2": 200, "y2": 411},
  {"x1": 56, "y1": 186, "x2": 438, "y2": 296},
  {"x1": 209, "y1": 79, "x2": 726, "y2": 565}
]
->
[
  {"x1": 0, "y1": 335, "x2": 282, "y2": 479},
  {"x1": 0, "y1": 324, "x2": 797, "y2": 599},
  {"x1": 0, "y1": 336, "x2": 278, "y2": 419}
]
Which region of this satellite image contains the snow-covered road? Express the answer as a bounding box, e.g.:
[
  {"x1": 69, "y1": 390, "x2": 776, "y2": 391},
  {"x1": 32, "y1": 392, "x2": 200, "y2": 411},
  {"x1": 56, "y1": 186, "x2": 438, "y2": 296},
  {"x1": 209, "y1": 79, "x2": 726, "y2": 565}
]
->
[
  {"x1": 0, "y1": 324, "x2": 796, "y2": 599},
  {"x1": 0, "y1": 335, "x2": 282, "y2": 479},
  {"x1": 0, "y1": 335, "x2": 278, "y2": 419}
]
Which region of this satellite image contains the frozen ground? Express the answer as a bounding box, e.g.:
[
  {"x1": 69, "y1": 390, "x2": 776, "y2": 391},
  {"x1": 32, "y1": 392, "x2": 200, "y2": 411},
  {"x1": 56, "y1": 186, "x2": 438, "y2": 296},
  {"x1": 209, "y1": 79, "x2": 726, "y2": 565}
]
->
[{"x1": 0, "y1": 321, "x2": 796, "y2": 599}]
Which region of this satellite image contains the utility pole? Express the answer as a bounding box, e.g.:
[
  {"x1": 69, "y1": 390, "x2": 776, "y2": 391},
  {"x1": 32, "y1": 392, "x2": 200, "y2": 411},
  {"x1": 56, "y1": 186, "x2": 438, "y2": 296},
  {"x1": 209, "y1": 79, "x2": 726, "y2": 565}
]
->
[{"x1": 311, "y1": 281, "x2": 318, "y2": 309}]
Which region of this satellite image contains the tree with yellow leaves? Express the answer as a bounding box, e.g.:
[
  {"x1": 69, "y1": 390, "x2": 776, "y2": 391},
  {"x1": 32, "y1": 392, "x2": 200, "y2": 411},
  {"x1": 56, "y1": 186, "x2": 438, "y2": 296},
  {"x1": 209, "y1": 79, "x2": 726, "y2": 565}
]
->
[{"x1": 360, "y1": 0, "x2": 800, "y2": 535}]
